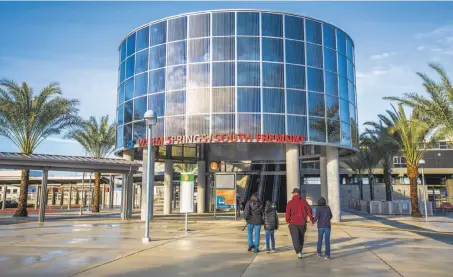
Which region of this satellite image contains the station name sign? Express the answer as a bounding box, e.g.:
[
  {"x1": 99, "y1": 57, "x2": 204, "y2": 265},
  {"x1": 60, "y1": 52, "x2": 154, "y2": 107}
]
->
[{"x1": 136, "y1": 133, "x2": 305, "y2": 147}]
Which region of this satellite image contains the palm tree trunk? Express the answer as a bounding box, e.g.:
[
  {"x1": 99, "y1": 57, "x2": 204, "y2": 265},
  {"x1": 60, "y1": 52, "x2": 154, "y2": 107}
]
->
[
  {"x1": 368, "y1": 171, "x2": 374, "y2": 200},
  {"x1": 407, "y1": 164, "x2": 421, "y2": 217},
  {"x1": 92, "y1": 172, "x2": 101, "y2": 212},
  {"x1": 383, "y1": 167, "x2": 392, "y2": 201},
  {"x1": 358, "y1": 177, "x2": 364, "y2": 200},
  {"x1": 13, "y1": 170, "x2": 30, "y2": 217}
]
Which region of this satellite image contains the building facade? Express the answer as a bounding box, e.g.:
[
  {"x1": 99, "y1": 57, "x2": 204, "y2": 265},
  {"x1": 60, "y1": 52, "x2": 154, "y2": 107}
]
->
[{"x1": 115, "y1": 10, "x2": 358, "y2": 222}]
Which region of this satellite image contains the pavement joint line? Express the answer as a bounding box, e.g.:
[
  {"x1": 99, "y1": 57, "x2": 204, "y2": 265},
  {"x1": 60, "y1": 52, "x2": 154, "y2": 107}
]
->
[
  {"x1": 239, "y1": 249, "x2": 260, "y2": 277},
  {"x1": 68, "y1": 220, "x2": 236, "y2": 277},
  {"x1": 339, "y1": 225, "x2": 404, "y2": 277}
]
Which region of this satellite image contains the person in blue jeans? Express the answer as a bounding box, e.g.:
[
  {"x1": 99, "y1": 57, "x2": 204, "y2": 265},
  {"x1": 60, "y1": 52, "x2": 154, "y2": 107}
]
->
[
  {"x1": 244, "y1": 193, "x2": 263, "y2": 253},
  {"x1": 313, "y1": 197, "x2": 333, "y2": 259},
  {"x1": 263, "y1": 200, "x2": 279, "y2": 253}
]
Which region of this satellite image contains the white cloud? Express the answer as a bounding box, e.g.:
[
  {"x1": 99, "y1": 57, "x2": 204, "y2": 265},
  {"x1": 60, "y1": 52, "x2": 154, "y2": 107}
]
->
[
  {"x1": 414, "y1": 25, "x2": 453, "y2": 55},
  {"x1": 417, "y1": 45, "x2": 425, "y2": 51},
  {"x1": 45, "y1": 137, "x2": 78, "y2": 144},
  {"x1": 370, "y1": 52, "x2": 396, "y2": 60}
]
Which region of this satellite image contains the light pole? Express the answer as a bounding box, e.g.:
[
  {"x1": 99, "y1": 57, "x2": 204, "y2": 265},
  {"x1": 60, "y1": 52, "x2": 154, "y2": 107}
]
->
[
  {"x1": 79, "y1": 172, "x2": 85, "y2": 215},
  {"x1": 88, "y1": 173, "x2": 92, "y2": 212},
  {"x1": 143, "y1": 110, "x2": 157, "y2": 243},
  {"x1": 419, "y1": 159, "x2": 428, "y2": 221}
]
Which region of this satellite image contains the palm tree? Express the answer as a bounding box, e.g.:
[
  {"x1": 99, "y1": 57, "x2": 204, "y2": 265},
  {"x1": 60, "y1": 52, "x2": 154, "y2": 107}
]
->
[
  {"x1": 173, "y1": 163, "x2": 198, "y2": 173},
  {"x1": 384, "y1": 63, "x2": 453, "y2": 144},
  {"x1": 343, "y1": 153, "x2": 366, "y2": 200},
  {"x1": 386, "y1": 104, "x2": 438, "y2": 217},
  {"x1": 357, "y1": 145, "x2": 380, "y2": 200},
  {"x1": 66, "y1": 116, "x2": 115, "y2": 212},
  {"x1": 0, "y1": 80, "x2": 80, "y2": 217}
]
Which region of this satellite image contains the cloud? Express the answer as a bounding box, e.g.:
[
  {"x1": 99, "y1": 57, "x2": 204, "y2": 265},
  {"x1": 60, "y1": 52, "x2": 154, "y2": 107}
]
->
[
  {"x1": 45, "y1": 137, "x2": 78, "y2": 144},
  {"x1": 370, "y1": 52, "x2": 396, "y2": 60},
  {"x1": 414, "y1": 25, "x2": 453, "y2": 55}
]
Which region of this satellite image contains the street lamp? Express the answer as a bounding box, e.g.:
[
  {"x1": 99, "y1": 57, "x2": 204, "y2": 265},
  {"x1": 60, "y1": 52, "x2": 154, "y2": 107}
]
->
[
  {"x1": 419, "y1": 159, "x2": 428, "y2": 221},
  {"x1": 143, "y1": 110, "x2": 157, "y2": 243}
]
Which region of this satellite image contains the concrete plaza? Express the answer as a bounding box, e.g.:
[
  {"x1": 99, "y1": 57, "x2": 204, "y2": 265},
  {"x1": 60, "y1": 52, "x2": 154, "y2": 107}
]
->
[{"x1": 0, "y1": 211, "x2": 452, "y2": 277}]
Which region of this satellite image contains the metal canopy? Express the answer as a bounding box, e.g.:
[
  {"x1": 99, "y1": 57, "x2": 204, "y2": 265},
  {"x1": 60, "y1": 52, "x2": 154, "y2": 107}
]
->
[{"x1": 0, "y1": 152, "x2": 142, "y2": 173}]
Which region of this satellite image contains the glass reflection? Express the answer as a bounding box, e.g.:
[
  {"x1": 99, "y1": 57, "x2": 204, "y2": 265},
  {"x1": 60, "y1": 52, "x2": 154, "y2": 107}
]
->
[
  {"x1": 238, "y1": 62, "x2": 260, "y2": 86},
  {"x1": 340, "y1": 98, "x2": 349, "y2": 123},
  {"x1": 287, "y1": 89, "x2": 306, "y2": 115},
  {"x1": 123, "y1": 124, "x2": 132, "y2": 148},
  {"x1": 167, "y1": 41, "x2": 186, "y2": 66},
  {"x1": 117, "y1": 104, "x2": 124, "y2": 125},
  {"x1": 133, "y1": 96, "x2": 147, "y2": 120},
  {"x1": 305, "y1": 20, "x2": 322, "y2": 45},
  {"x1": 213, "y1": 88, "x2": 235, "y2": 113},
  {"x1": 120, "y1": 62, "x2": 125, "y2": 84},
  {"x1": 237, "y1": 12, "x2": 259, "y2": 36},
  {"x1": 166, "y1": 90, "x2": 186, "y2": 116},
  {"x1": 148, "y1": 93, "x2": 165, "y2": 117},
  {"x1": 120, "y1": 41, "x2": 126, "y2": 62},
  {"x1": 324, "y1": 48, "x2": 337, "y2": 73},
  {"x1": 126, "y1": 56, "x2": 135, "y2": 79},
  {"x1": 263, "y1": 88, "x2": 284, "y2": 113},
  {"x1": 188, "y1": 38, "x2": 210, "y2": 63},
  {"x1": 351, "y1": 124, "x2": 359, "y2": 148},
  {"x1": 151, "y1": 22, "x2": 166, "y2": 46},
  {"x1": 135, "y1": 73, "x2": 147, "y2": 97},
  {"x1": 187, "y1": 88, "x2": 210, "y2": 114},
  {"x1": 350, "y1": 103, "x2": 357, "y2": 123},
  {"x1": 166, "y1": 66, "x2": 186, "y2": 91},
  {"x1": 325, "y1": 71, "x2": 338, "y2": 96},
  {"x1": 347, "y1": 60, "x2": 354, "y2": 83},
  {"x1": 213, "y1": 37, "x2": 235, "y2": 61},
  {"x1": 126, "y1": 33, "x2": 136, "y2": 57},
  {"x1": 212, "y1": 114, "x2": 235, "y2": 133},
  {"x1": 125, "y1": 78, "x2": 134, "y2": 101},
  {"x1": 262, "y1": 13, "x2": 283, "y2": 37},
  {"x1": 348, "y1": 81, "x2": 355, "y2": 105},
  {"x1": 150, "y1": 45, "x2": 166, "y2": 69},
  {"x1": 308, "y1": 92, "x2": 325, "y2": 117},
  {"x1": 135, "y1": 50, "x2": 148, "y2": 74},
  {"x1": 286, "y1": 65, "x2": 305, "y2": 89},
  {"x1": 149, "y1": 69, "x2": 165, "y2": 93},
  {"x1": 336, "y1": 30, "x2": 346, "y2": 55},
  {"x1": 133, "y1": 121, "x2": 146, "y2": 142},
  {"x1": 124, "y1": 101, "x2": 133, "y2": 123},
  {"x1": 237, "y1": 88, "x2": 260, "y2": 113},
  {"x1": 323, "y1": 24, "x2": 336, "y2": 50},
  {"x1": 309, "y1": 118, "x2": 326, "y2": 142},
  {"x1": 116, "y1": 125, "x2": 123, "y2": 149},
  {"x1": 263, "y1": 114, "x2": 285, "y2": 134},
  {"x1": 166, "y1": 116, "x2": 185, "y2": 136},
  {"x1": 153, "y1": 118, "x2": 164, "y2": 138},
  {"x1": 306, "y1": 43, "x2": 323, "y2": 68},
  {"x1": 341, "y1": 121, "x2": 351, "y2": 146},
  {"x1": 212, "y1": 12, "x2": 235, "y2": 36},
  {"x1": 189, "y1": 13, "x2": 210, "y2": 38},
  {"x1": 347, "y1": 37, "x2": 354, "y2": 60},
  {"x1": 238, "y1": 114, "x2": 261, "y2": 135},
  {"x1": 326, "y1": 95, "x2": 339, "y2": 120},
  {"x1": 188, "y1": 115, "x2": 209, "y2": 135},
  {"x1": 237, "y1": 37, "x2": 260, "y2": 61},
  {"x1": 287, "y1": 115, "x2": 307, "y2": 136},
  {"x1": 327, "y1": 120, "x2": 340, "y2": 144},
  {"x1": 285, "y1": 16, "x2": 304, "y2": 40},
  {"x1": 262, "y1": 63, "x2": 283, "y2": 87},
  {"x1": 339, "y1": 76, "x2": 348, "y2": 100},
  {"x1": 262, "y1": 38, "x2": 283, "y2": 62},
  {"x1": 188, "y1": 63, "x2": 210, "y2": 88},
  {"x1": 212, "y1": 62, "x2": 235, "y2": 87},
  {"x1": 136, "y1": 27, "x2": 149, "y2": 52},
  {"x1": 285, "y1": 40, "x2": 305, "y2": 65},
  {"x1": 118, "y1": 84, "x2": 125, "y2": 104},
  {"x1": 167, "y1": 17, "x2": 187, "y2": 42},
  {"x1": 307, "y1": 68, "x2": 324, "y2": 92}
]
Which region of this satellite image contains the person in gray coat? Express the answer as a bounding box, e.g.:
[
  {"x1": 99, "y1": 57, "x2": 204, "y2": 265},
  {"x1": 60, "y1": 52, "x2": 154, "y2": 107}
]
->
[
  {"x1": 244, "y1": 193, "x2": 263, "y2": 253},
  {"x1": 263, "y1": 200, "x2": 279, "y2": 253}
]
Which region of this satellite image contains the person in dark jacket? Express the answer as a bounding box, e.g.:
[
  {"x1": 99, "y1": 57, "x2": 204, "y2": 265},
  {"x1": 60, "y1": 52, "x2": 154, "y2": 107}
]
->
[
  {"x1": 313, "y1": 197, "x2": 333, "y2": 259},
  {"x1": 285, "y1": 188, "x2": 314, "y2": 259},
  {"x1": 244, "y1": 193, "x2": 263, "y2": 253},
  {"x1": 263, "y1": 200, "x2": 279, "y2": 253}
]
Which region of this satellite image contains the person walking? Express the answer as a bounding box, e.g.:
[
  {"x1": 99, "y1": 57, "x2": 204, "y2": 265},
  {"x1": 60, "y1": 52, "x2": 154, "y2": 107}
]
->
[
  {"x1": 313, "y1": 197, "x2": 332, "y2": 259},
  {"x1": 285, "y1": 188, "x2": 313, "y2": 259},
  {"x1": 244, "y1": 193, "x2": 263, "y2": 253},
  {"x1": 263, "y1": 200, "x2": 279, "y2": 253}
]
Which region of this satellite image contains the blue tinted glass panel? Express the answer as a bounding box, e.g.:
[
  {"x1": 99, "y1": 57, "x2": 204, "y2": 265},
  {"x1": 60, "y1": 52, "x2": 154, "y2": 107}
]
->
[
  {"x1": 350, "y1": 103, "x2": 357, "y2": 124},
  {"x1": 212, "y1": 12, "x2": 235, "y2": 36},
  {"x1": 120, "y1": 41, "x2": 126, "y2": 62},
  {"x1": 237, "y1": 37, "x2": 259, "y2": 60},
  {"x1": 126, "y1": 33, "x2": 136, "y2": 57},
  {"x1": 148, "y1": 93, "x2": 165, "y2": 117},
  {"x1": 287, "y1": 89, "x2": 306, "y2": 115},
  {"x1": 286, "y1": 65, "x2": 306, "y2": 89},
  {"x1": 126, "y1": 56, "x2": 135, "y2": 79},
  {"x1": 323, "y1": 25, "x2": 336, "y2": 49},
  {"x1": 307, "y1": 68, "x2": 324, "y2": 92},
  {"x1": 341, "y1": 122, "x2": 351, "y2": 146},
  {"x1": 326, "y1": 95, "x2": 339, "y2": 120},
  {"x1": 133, "y1": 96, "x2": 147, "y2": 120},
  {"x1": 337, "y1": 30, "x2": 346, "y2": 55},
  {"x1": 188, "y1": 115, "x2": 210, "y2": 135},
  {"x1": 346, "y1": 37, "x2": 354, "y2": 60},
  {"x1": 188, "y1": 63, "x2": 210, "y2": 88},
  {"x1": 150, "y1": 45, "x2": 166, "y2": 69},
  {"x1": 339, "y1": 76, "x2": 348, "y2": 100},
  {"x1": 136, "y1": 27, "x2": 149, "y2": 51},
  {"x1": 348, "y1": 81, "x2": 355, "y2": 105},
  {"x1": 153, "y1": 119, "x2": 164, "y2": 138},
  {"x1": 328, "y1": 120, "x2": 341, "y2": 144},
  {"x1": 125, "y1": 78, "x2": 134, "y2": 101},
  {"x1": 212, "y1": 114, "x2": 235, "y2": 134},
  {"x1": 166, "y1": 90, "x2": 186, "y2": 116},
  {"x1": 263, "y1": 114, "x2": 285, "y2": 134},
  {"x1": 238, "y1": 62, "x2": 260, "y2": 86},
  {"x1": 167, "y1": 17, "x2": 187, "y2": 42},
  {"x1": 352, "y1": 124, "x2": 359, "y2": 148},
  {"x1": 285, "y1": 16, "x2": 304, "y2": 40},
  {"x1": 118, "y1": 84, "x2": 125, "y2": 104},
  {"x1": 262, "y1": 13, "x2": 283, "y2": 37},
  {"x1": 167, "y1": 41, "x2": 186, "y2": 66},
  {"x1": 135, "y1": 50, "x2": 148, "y2": 74},
  {"x1": 123, "y1": 124, "x2": 132, "y2": 148},
  {"x1": 120, "y1": 62, "x2": 126, "y2": 84},
  {"x1": 287, "y1": 116, "x2": 307, "y2": 136},
  {"x1": 135, "y1": 73, "x2": 148, "y2": 97},
  {"x1": 324, "y1": 48, "x2": 337, "y2": 73},
  {"x1": 149, "y1": 69, "x2": 165, "y2": 93},
  {"x1": 237, "y1": 12, "x2": 259, "y2": 36},
  {"x1": 189, "y1": 13, "x2": 210, "y2": 38},
  {"x1": 213, "y1": 37, "x2": 235, "y2": 61},
  {"x1": 116, "y1": 126, "x2": 123, "y2": 149},
  {"x1": 212, "y1": 62, "x2": 235, "y2": 87},
  {"x1": 347, "y1": 60, "x2": 354, "y2": 82},
  {"x1": 308, "y1": 92, "x2": 325, "y2": 117},
  {"x1": 338, "y1": 54, "x2": 347, "y2": 78},
  {"x1": 151, "y1": 22, "x2": 166, "y2": 46},
  {"x1": 166, "y1": 66, "x2": 186, "y2": 91},
  {"x1": 306, "y1": 20, "x2": 322, "y2": 45},
  {"x1": 306, "y1": 43, "x2": 323, "y2": 68},
  {"x1": 263, "y1": 88, "x2": 284, "y2": 113},
  {"x1": 262, "y1": 63, "x2": 284, "y2": 87},
  {"x1": 188, "y1": 38, "x2": 210, "y2": 63},
  {"x1": 212, "y1": 88, "x2": 235, "y2": 113},
  {"x1": 124, "y1": 101, "x2": 133, "y2": 123},
  {"x1": 117, "y1": 104, "x2": 124, "y2": 125},
  {"x1": 237, "y1": 88, "x2": 260, "y2": 112},
  {"x1": 285, "y1": 40, "x2": 304, "y2": 65},
  {"x1": 340, "y1": 98, "x2": 349, "y2": 123},
  {"x1": 238, "y1": 114, "x2": 261, "y2": 136},
  {"x1": 133, "y1": 121, "x2": 145, "y2": 142},
  {"x1": 325, "y1": 71, "x2": 338, "y2": 96},
  {"x1": 262, "y1": 38, "x2": 283, "y2": 62},
  {"x1": 309, "y1": 118, "x2": 326, "y2": 142}
]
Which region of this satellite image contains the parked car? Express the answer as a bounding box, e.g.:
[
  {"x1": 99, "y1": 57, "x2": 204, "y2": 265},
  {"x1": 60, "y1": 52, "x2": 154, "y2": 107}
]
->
[
  {"x1": 0, "y1": 200, "x2": 18, "y2": 208},
  {"x1": 440, "y1": 202, "x2": 453, "y2": 210}
]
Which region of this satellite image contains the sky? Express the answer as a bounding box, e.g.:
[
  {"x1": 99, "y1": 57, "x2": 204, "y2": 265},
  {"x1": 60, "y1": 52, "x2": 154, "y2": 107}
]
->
[{"x1": 0, "y1": 1, "x2": 453, "y2": 158}]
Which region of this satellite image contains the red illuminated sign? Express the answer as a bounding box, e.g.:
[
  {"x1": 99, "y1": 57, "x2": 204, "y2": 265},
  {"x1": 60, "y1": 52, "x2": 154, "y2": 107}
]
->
[{"x1": 137, "y1": 133, "x2": 305, "y2": 147}]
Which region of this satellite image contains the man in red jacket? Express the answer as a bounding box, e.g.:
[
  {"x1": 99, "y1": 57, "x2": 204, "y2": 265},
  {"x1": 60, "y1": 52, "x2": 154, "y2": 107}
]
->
[{"x1": 286, "y1": 188, "x2": 314, "y2": 259}]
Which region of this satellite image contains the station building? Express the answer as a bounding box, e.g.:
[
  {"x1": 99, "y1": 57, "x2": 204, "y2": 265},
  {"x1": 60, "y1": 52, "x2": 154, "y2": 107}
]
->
[{"x1": 115, "y1": 9, "x2": 359, "y2": 222}]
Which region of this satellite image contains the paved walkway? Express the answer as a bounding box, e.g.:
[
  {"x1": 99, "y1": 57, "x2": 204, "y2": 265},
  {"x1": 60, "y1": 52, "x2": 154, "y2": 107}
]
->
[{"x1": 0, "y1": 212, "x2": 452, "y2": 277}]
